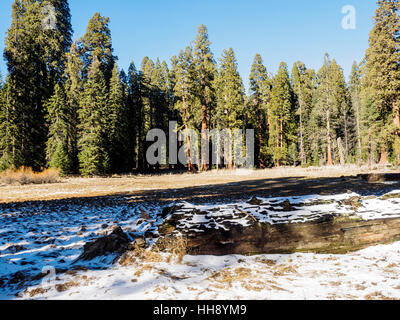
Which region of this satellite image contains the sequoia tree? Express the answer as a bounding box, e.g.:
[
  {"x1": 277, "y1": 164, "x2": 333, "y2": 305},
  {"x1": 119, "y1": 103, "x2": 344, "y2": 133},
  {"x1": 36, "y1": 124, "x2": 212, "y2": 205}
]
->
[
  {"x1": 363, "y1": 0, "x2": 400, "y2": 164},
  {"x1": 193, "y1": 25, "x2": 216, "y2": 171}
]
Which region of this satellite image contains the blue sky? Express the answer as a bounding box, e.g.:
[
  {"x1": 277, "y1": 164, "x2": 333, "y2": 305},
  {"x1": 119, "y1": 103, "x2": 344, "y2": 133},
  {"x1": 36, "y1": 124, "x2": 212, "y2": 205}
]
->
[{"x1": 0, "y1": 0, "x2": 377, "y2": 88}]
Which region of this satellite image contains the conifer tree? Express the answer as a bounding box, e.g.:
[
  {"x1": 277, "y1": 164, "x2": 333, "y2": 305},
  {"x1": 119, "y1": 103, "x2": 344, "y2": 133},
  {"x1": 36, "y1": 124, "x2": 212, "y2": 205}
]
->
[
  {"x1": 0, "y1": 78, "x2": 16, "y2": 170},
  {"x1": 249, "y1": 54, "x2": 271, "y2": 167},
  {"x1": 107, "y1": 63, "x2": 129, "y2": 172},
  {"x1": 127, "y1": 62, "x2": 142, "y2": 170},
  {"x1": 171, "y1": 47, "x2": 197, "y2": 171},
  {"x1": 363, "y1": 0, "x2": 400, "y2": 164},
  {"x1": 292, "y1": 62, "x2": 314, "y2": 165},
  {"x1": 360, "y1": 90, "x2": 382, "y2": 165},
  {"x1": 312, "y1": 54, "x2": 343, "y2": 165},
  {"x1": 3, "y1": 0, "x2": 72, "y2": 170},
  {"x1": 80, "y1": 12, "x2": 115, "y2": 83},
  {"x1": 41, "y1": 0, "x2": 73, "y2": 86},
  {"x1": 331, "y1": 60, "x2": 352, "y2": 164},
  {"x1": 45, "y1": 84, "x2": 71, "y2": 174},
  {"x1": 0, "y1": 74, "x2": 12, "y2": 170},
  {"x1": 215, "y1": 48, "x2": 245, "y2": 169},
  {"x1": 193, "y1": 25, "x2": 216, "y2": 170},
  {"x1": 78, "y1": 58, "x2": 109, "y2": 176},
  {"x1": 349, "y1": 61, "x2": 363, "y2": 164},
  {"x1": 268, "y1": 62, "x2": 295, "y2": 167},
  {"x1": 63, "y1": 42, "x2": 82, "y2": 173}
]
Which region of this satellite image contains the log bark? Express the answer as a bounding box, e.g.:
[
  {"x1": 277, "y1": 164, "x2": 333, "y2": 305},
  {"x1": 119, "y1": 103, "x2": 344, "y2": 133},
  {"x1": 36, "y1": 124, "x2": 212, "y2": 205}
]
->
[{"x1": 182, "y1": 217, "x2": 400, "y2": 256}]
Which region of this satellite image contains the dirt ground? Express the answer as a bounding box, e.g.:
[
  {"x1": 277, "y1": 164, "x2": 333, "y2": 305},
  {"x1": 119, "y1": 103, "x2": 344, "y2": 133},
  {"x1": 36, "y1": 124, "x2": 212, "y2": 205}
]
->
[{"x1": 0, "y1": 166, "x2": 399, "y2": 204}]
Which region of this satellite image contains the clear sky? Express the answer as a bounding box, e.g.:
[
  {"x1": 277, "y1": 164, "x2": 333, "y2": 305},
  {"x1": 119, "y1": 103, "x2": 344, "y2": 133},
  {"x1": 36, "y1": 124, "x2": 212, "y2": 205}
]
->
[{"x1": 0, "y1": 0, "x2": 378, "y2": 88}]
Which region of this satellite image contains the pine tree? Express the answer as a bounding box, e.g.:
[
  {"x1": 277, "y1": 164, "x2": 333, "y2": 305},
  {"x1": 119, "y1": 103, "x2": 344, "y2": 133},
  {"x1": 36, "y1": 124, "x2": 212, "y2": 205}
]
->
[
  {"x1": 313, "y1": 54, "x2": 344, "y2": 166},
  {"x1": 249, "y1": 54, "x2": 271, "y2": 167},
  {"x1": 80, "y1": 12, "x2": 115, "y2": 83},
  {"x1": 363, "y1": 0, "x2": 400, "y2": 164},
  {"x1": 193, "y1": 25, "x2": 216, "y2": 170},
  {"x1": 215, "y1": 48, "x2": 245, "y2": 169},
  {"x1": 127, "y1": 62, "x2": 142, "y2": 170},
  {"x1": 151, "y1": 58, "x2": 171, "y2": 136},
  {"x1": 360, "y1": 89, "x2": 382, "y2": 165},
  {"x1": 292, "y1": 62, "x2": 314, "y2": 166},
  {"x1": 3, "y1": 0, "x2": 72, "y2": 170},
  {"x1": 63, "y1": 41, "x2": 83, "y2": 173},
  {"x1": 41, "y1": 0, "x2": 73, "y2": 86},
  {"x1": 0, "y1": 73, "x2": 12, "y2": 170},
  {"x1": 330, "y1": 60, "x2": 352, "y2": 164},
  {"x1": 171, "y1": 47, "x2": 197, "y2": 171},
  {"x1": 268, "y1": 62, "x2": 295, "y2": 167},
  {"x1": 45, "y1": 84, "x2": 71, "y2": 174},
  {"x1": 107, "y1": 63, "x2": 130, "y2": 172},
  {"x1": 349, "y1": 61, "x2": 363, "y2": 163},
  {"x1": 78, "y1": 58, "x2": 109, "y2": 176},
  {"x1": 0, "y1": 78, "x2": 17, "y2": 170},
  {"x1": 139, "y1": 57, "x2": 156, "y2": 171}
]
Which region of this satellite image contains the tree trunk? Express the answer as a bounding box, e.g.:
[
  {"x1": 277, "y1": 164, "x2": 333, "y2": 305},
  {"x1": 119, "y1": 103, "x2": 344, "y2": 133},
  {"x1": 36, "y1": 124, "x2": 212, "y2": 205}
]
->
[
  {"x1": 337, "y1": 137, "x2": 345, "y2": 166},
  {"x1": 183, "y1": 97, "x2": 193, "y2": 172},
  {"x1": 299, "y1": 103, "x2": 305, "y2": 166},
  {"x1": 227, "y1": 117, "x2": 233, "y2": 170},
  {"x1": 393, "y1": 101, "x2": 400, "y2": 165},
  {"x1": 379, "y1": 147, "x2": 388, "y2": 165},
  {"x1": 355, "y1": 94, "x2": 362, "y2": 165},
  {"x1": 257, "y1": 108, "x2": 264, "y2": 168},
  {"x1": 326, "y1": 108, "x2": 333, "y2": 166},
  {"x1": 275, "y1": 119, "x2": 280, "y2": 168},
  {"x1": 201, "y1": 102, "x2": 209, "y2": 171},
  {"x1": 343, "y1": 109, "x2": 349, "y2": 162}
]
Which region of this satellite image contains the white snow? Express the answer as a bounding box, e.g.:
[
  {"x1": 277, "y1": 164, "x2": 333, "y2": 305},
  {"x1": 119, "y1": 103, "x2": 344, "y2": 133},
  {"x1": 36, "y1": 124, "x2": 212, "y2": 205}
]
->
[
  {"x1": 19, "y1": 241, "x2": 400, "y2": 300},
  {"x1": 169, "y1": 191, "x2": 400, "y2": 234},
  {"x1": 1, "y1": 189, "x2": 400, "y2": 300}
]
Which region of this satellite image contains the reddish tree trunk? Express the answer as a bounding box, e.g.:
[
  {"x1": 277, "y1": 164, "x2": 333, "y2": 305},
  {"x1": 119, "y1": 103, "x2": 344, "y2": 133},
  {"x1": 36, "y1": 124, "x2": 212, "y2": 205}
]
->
[
  {"x1": 326, "y1": 109, "x2": 333, "y2": 166},
  {"x1": 379, "y1": 148, "x2": 388, "y2": 165},
  {"x1": 394, "y1": 102, "x2": 400, "y2": 165},
  {"x1": 201, "y1": 103, "x2": 209, "y2": 171},
  {"x1": 183, "y1": 103, "x2": 193, "y2": 173}
]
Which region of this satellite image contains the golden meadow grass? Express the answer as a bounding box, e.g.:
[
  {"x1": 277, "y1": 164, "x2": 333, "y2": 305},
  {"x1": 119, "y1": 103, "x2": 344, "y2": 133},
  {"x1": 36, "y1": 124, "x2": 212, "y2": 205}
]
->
[{"x1": 0, "y1": 166, "x2": 60, "y2": 185}]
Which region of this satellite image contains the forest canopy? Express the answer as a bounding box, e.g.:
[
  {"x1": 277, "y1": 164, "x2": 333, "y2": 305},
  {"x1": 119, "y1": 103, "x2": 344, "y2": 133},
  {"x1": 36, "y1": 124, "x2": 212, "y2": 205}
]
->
[{"x1": 0, "y1": 0, "x2": 400, "y2": 175}]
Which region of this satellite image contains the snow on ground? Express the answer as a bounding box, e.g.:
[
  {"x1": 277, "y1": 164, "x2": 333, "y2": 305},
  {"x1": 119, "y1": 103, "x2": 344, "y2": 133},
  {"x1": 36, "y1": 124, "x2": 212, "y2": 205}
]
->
[
  {"x1": 1, "y1": 189, "x2": 400, "y2": 300},
  {"x1": 0, "y1": 198, "x2": 165, "y2": 299},
  {"x1": 20, "y1": 242, "x2": 400, "y2": 300},
  {"x1": 169, "y1": 191, "x2": 400, "y2": 233}
]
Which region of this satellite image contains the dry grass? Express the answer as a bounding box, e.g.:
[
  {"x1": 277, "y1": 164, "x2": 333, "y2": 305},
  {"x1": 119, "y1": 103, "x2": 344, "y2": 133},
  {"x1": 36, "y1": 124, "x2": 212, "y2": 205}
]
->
[
  {"x1": 271, "y1": 264, "x2": 298, "y2": 277},
  {"x1": 208, "y1": 267, "x2": 253, "y2": 286},
  {"x1": 119, "y1": 245, "x2": 163, "y2": 266},
  {"x1": 153, "y1": 235, "x2": 187, "y2": 264},
  {"x1": 119, "y1": 235, "x2": 187, "y2": 268},
  {"x1": 24, "y1": 287, "x2": 50, "y2": 298},
  {"x1": 365, "y1": 291, "x2": 398, "y2": 300},
  {"x1": 0, "y1": 165, "x2": 396, "y2": 203},
  {"x1": 0, "y1": 167, "x2": 60, "y2": 185}
]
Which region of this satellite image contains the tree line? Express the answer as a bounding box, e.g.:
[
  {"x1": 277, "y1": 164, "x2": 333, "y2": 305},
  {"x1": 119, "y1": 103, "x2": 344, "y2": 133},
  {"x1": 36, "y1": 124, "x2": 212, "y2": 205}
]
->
[{"x1": 0, "y1": 0, "x2": 400, "y2": 175}]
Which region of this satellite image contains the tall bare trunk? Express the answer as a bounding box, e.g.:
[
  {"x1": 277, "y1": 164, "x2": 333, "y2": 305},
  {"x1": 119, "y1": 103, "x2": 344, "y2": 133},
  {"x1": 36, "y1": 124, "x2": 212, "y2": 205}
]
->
[
  {"x1": 379, "y1": 147, "x2": 388, "y2": 165},
  {"x1": 343, "y1": 109, "x2": 349, "y2": 162},
  {"x1": 327, "y1": 108, "x2": 333, "y2": 166},
  {"x1": 299, "y1": 104, "x2": 305, "y2": 166},
  {"x1": 355, "y1": 92, "x2": 362, "y2": 164},
  {"x1": 393, "y1": 101, "x2": 400, "y2": 165},
  {"x1": 201, "y1": 102, "x2": 208, "y2": 171},
  {"x1": 257, "y1": 108, "x2": 264, "y2": 168},
  {"x1": 183, "y1": 96, "x2": 193, "y2": 172},
  {"x1": 275, "y1": 119, "x2": 280, "y2": 168}
]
